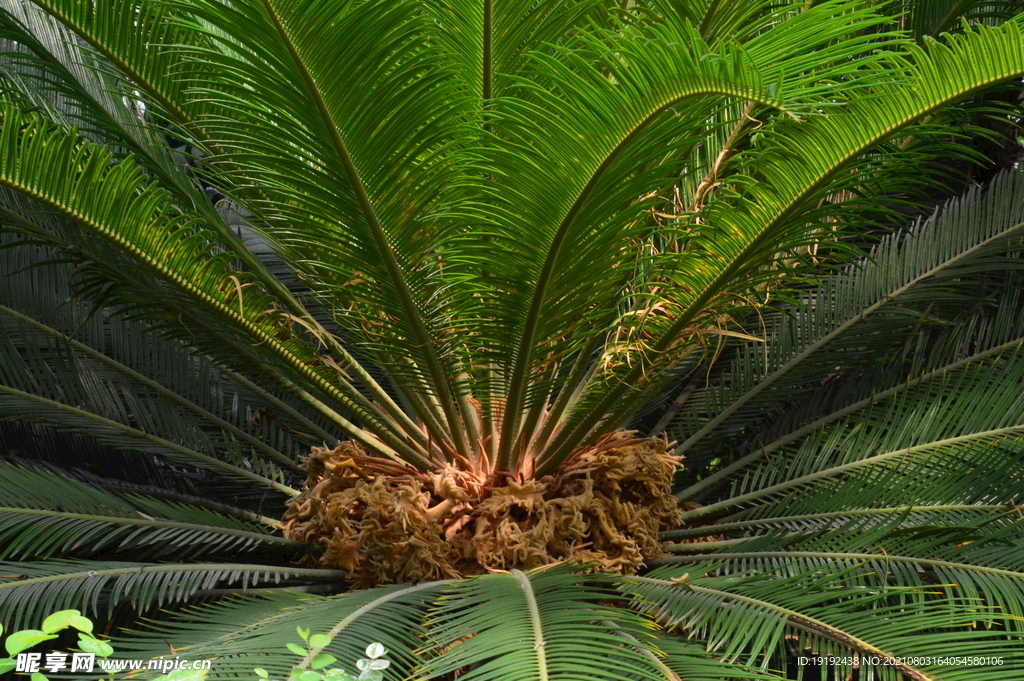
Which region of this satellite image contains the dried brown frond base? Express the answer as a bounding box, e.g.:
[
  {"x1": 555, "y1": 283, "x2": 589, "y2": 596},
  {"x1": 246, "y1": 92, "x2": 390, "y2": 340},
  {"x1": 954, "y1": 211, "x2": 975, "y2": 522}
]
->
[{"x1": 279, "y1": 433, "x2": 682, "y2": 588}]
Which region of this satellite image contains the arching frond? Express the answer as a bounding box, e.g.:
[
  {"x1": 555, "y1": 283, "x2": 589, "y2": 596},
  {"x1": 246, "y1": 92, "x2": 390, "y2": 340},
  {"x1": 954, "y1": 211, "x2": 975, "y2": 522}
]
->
[
  {"x1": 0, "y1": 104, "x2": 429, "y2": 462},
  {"x1": 673, "y1": 168, "x2": 1024, "y2": 485},
  {"x1": 0, "y1": 561, "x2": 345, "y2": 633},
  {"x1": 0, "y1": 1, "x2": 1022, "y2": 676},
  {"x1": 417, "y1": 566, "x2": 666, "y2": 681},
  {"x1": 114, "y1": 582, "x2": 449, "y2": 681},
  {"x1": 0, "y1": 464, "x2": 301, "y2": 561},
  {"x1": 630, "y1": 559, "x2": 1020, "y2": 680},
  {"x1": 547, "y1": 20, "x2": 1024, "y2": 468}
]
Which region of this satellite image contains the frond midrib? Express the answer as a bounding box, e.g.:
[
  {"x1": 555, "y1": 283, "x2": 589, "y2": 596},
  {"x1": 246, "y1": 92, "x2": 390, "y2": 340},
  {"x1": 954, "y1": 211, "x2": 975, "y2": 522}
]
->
[
  {"x1": 502, "y1": 78, "x2": 787, "y2": 471},
  {"x1": 0, "y1": 506, "x2": 302, "y2": 549},
  {"x1": 680, "y1": 424, "x2": 1024, "y2": 522},
  {"x1": 673, "y1": 215, "x2": 1024, "y2": 460},
  {"x1": 258, "y1": 0, "x2": 468, "y2": 462},
  {"x1": 678, "y1": 334, "x2": 1024, "y2": 501},
  {"x1": 647, "y1": 550, "x2": 1024, "y2": 580},
  {"x1": 0, "y1": 152, "x2": 422, "y2": 464},
  {"x1": 511, "y1": 569, "x2": 549, "y2": 681},
  {"x1": 661, "y1": 504, "x2": 1017, "y2": 540},
  {"x1": 630, "y1": 575, "x2": 937, "y2": 681},
  {"x1": 547, "y1": 25, "x2": 1024, "y2": 464},
  {"x1": 0, "y1": 384, "x2": 298, "y2": 495},
  {"x1": 0, "y1": 302, "x2": 303, "y2": 471},
  {"x1": 0, "y1": 562, "x2": 347, "y2": 590}
]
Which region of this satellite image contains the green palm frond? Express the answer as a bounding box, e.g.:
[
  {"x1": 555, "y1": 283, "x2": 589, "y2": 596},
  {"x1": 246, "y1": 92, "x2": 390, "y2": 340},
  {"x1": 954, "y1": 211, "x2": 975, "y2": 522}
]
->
[
  {"x1": 18, "y1": 0, "x2": 211, "y2": 128},
  {"x1": 0, "y1": 386, "x2": 298, "y2": 493},
  {"x1": 646, "y1": 174, "x2": 1024, "y2": 674},
  {"x1": 0, "y1": 1, "x2": 208, "y2": 203},
  {"x1": 661, "y1": 513, "x2": 1024, "y2": 610},
  {"x1": 0, "y1": 102, "x2": 424, "y2": 462},
  {"x1": 547, "y1": 21, "x2": 1024, "y2": 465},
  {"x1": 677, "y1": 343, "x2": 1024, "y2": 526},
  {"x1": 416, "y1": 566, "x2": 666, "y2": 681},
  {"x1": 49, "y1": 470, "x2": 279, "y2": 526},
  {"x1": 0, "y1": 299, "x2": 303, "y2": 473},
  {"x1": 0, "y1": 0, "x2": 311, "y2": 307},
  {"x1": 165, "y1": 0, "x2": 475, "y2": 448},
  {"x1": 465, "y1": 1, "x2": 897, "y2": 468},
  {"x1": 0, "y1": 561, "x2": 345, "y2": 634},
  {"x1": 0, "y1": 1, "x2": 407, "y2": 420},
  {"x1": 1, "y1": 0, "x2": 1024, "y2": 677},
  {"x1": 649, "y1": 508, "x2": 1024, "y2": 677},
  {"x1": 630, "y1": 563, "x2": 1017, "y2": 680},
  {"x1": 654, "y1": 636, "x2": 782, "y2": 681},
  {"x1": 0, "y1": 464, "x2": 301, "y2": 561},
  {"x1": 898, "y1": 0, "x2": 1024, "y2": 39},
  {"x1": 114, "y1": 582, "x2": 449, "y2": 681},
  {"x1": 673, "y1": 167, "x2": 1024, "y2": 483}
]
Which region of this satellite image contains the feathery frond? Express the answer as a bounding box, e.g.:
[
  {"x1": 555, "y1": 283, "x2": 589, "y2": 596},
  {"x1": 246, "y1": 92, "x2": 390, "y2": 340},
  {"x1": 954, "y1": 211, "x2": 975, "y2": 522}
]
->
[{"x1": 1, "y1": 0, "x2": 1023, "y2": 676}]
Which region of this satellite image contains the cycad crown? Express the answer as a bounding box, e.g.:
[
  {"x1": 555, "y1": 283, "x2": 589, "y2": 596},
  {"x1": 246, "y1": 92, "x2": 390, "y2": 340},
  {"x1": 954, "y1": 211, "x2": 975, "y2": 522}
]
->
[{"x1": 1, "y1": 0, "x2": 1024, "y2": 679}]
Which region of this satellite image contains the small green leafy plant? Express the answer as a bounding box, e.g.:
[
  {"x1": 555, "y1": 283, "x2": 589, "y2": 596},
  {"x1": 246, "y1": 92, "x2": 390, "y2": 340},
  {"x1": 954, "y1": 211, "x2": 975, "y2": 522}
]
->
[
  {"x1": 255, "y1": 629, "x2": 390, "y2": 681},
  {"x1": 0, "y1": 610, "x2": 204, "y2": 681},
  {"x1": 0, "y1": 609, "x2": 113, "y2": 680}
]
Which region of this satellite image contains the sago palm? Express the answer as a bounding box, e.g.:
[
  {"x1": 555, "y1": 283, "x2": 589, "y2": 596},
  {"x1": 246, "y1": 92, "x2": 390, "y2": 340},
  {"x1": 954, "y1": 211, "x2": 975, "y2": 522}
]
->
[{"x1": 1, "y1": 0, "x2": 1024, "y2": 678}]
